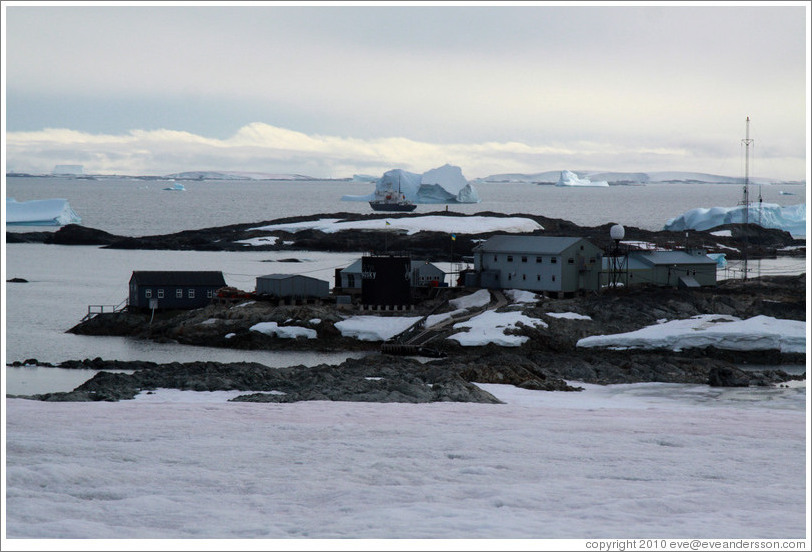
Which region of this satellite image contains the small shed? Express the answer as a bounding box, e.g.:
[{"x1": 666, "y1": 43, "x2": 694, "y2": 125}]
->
[
  {"x1": 630, "y1": 250, "x2": 718, "y2": 287},
  {"x1": 256, "y1": 274, "x2": 329, "y2": 299},
  {"x1": 410, "y1": 260, "x2": 445, "y2": 287},
  {"x1": 129, "y1": 271, "x2": 226, "y2": 310}
]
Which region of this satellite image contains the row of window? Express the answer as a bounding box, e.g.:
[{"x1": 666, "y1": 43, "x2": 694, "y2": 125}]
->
[
  {"x1": 507, "y1": 274, "x2": 556, "y2": 282},
  {"x1": 499, "y1": 255, "x2": 561, "y2": 264},
  {"x1": 144, "y1": 288, "x2": 213, "y2": 299}
]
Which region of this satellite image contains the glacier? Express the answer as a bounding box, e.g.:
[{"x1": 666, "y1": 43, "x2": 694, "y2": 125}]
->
[
  {"x1": 342, "y1": 164, "x2": 481, "y2": 204},
  {"x1": 556, "y1": 170, "x2": 609, "y2": 187},
  {"x1": 664, "y1": 203, "x2": 806, "y2": 236},
  {"x1": 6, "y1": 198, "x2": 82, "y2": 226}
]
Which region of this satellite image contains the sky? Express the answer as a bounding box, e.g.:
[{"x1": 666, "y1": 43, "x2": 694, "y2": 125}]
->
[{"x1": 2, "y1": 1, "x2": 809, "y2": 180}]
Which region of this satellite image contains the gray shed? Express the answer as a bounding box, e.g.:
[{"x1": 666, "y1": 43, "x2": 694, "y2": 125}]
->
[{"x1": 256, "y1": 274, "x2": 329, "y2": 298}]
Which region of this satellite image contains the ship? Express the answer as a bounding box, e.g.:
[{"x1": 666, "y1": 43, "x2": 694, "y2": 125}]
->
[{"x1": 369, "y1": 175, "x2": 417, "y2": 212}]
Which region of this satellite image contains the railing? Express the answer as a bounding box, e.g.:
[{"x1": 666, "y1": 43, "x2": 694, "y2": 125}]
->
[{"x1": 81, "y1": 298, "x2": 128, "y2": 322}]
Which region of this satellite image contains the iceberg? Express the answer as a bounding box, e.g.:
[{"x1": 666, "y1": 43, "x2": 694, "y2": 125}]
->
[
  {"x1": 342, "y1": 164, "x2": 480, "y2": 204},
  {"x1": 664, "y1": 203, "x2": 806, "y2": 236},
  {"x1": 6, "y1": 198, "x2": 82, "y2": 226},
  {"x1": 556, "y1": 170, "x2": 609, "y2": 187},
  {"x1": 162, "y1": 181, "x2": 186, "y2": 191}
]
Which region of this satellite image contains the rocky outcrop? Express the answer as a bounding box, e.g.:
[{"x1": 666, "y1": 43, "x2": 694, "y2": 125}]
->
[{"x1": 7, "y1": 211, "x2": 802, "y2": 260}]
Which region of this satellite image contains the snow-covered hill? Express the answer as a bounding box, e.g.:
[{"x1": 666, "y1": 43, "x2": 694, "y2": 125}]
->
[
  {"x1": 164, "y1": 171, "x2": 315, "y2": 181},
  {"x1": 477, "y1": 170, "x2": 801, "y2": 186}
]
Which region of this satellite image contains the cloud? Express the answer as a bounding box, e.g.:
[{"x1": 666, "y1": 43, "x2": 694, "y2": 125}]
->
[{"x1": 5, "y1": 122, "x2": 805, "y2": 180}]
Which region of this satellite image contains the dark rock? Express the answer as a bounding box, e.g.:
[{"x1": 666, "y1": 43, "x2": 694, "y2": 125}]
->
[
  {"x1": 708, "y1": 366, "x2": 752, "y2": 387},
  {"x1": 7, "y1": 278, "x2": 28, "y2": 283}
]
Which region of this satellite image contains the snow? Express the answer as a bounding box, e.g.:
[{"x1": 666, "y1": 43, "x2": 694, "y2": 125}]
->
[
  {"x1": 504, "y1": 289, "x2": 539, "y2": 304},
  {"x1": 479, "y1": 170, "x2": 798, "y2": 186},
  {"x1": 664, "y1": 203, "x2": 806, "y2": 236},
  {"x1": 546, "y1": 312, "x2": 592, "y2": 320},
  {"x1": 235, "y1": 236, "x2": 279, "y2": 246},
  {"x1": 448, "y1": 310, "x2": 548, "y2": 347},
  {"x1": 341, "y1": 164, "x2": 481, "y2": 204},
  {"x1": 334, "y1": 315, "x2": 422, "y2": 341},
  {"x1": 4, "y1": 379, "x2": 805, "y2": 539},
  {"x1": 448, "y1": 289, "x2": 491, "y2": 310},
  {"x1": 6, "y1": 197, "x2": 82, "y2": 226},
  {"x1": 710, "y1": 229, "x2": 732, "y2": 237},
  {"x1": 251, "y1": 215, "x2": 543, "y2": 235},
  {"x1": 249, "y1": 322, "x2": 317, "y2": 339},
  {"x1": 577, "y1": 314, "x2": 806, "y2": 353},
  {"x1": 556, "y1": 170, "x2": 609, "y2": 187}
]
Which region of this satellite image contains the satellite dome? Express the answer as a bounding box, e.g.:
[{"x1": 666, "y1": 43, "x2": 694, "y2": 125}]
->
[{"x1": 610, "y1": 224, "x2": 625, "y2": 241}]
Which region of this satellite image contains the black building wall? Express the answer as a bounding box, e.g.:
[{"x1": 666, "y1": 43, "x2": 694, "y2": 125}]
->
[{"x1": 361, "y1": 255, "x2": 411, "y2": 306}]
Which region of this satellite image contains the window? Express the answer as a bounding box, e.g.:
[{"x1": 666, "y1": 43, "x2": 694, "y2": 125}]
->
[
  {"x1": 176, "y1": 289, "x2": 183, "y2": 298},
  {"x1": 507, "y1": 255, "x2": 513, "y2": 262},
  {"x1": 522, "y1": 274, "x2": 526, "y2": 280},
  {"x1": 493, "y1": 255, "x2": 498, "y2": 262},
  {"x1": 521, "y1": 256, "x2": 527, "y2": 263},
  {"x1": 145, "y1": 289, "x2": 152, "y2": 298},
  {"x1": 580, "y1": 245, "x2": 584, "y2": 250},
  {"x1": 207, "y1": 290, "x2": 213, "y2": 298},
  {"x1": 552, "y1": 275, "x2": 556, "y2": 282},
  {"x1": 568, "y1": 258, "x2": 575, "y2": 264},
  {"x1": 536, "y1": 257, "x2": 542, "y2": 263},
  {"x1": 507, "y1": 274, "x2": 512, "y2": 281},
  {"x1": 188, "y1": 289, "x2": 195, "y2": 299},
  {"x1": 157, "y1": 289, "x2": 164, "y2": 298},
  {"x1": 551, "y1": 257, "x2": 557, "y2": 264}
]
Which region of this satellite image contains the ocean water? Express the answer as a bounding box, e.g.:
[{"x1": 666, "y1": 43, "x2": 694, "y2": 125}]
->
[{"x1": 6, "y1": 176, "x2": 807, "y2": 236}]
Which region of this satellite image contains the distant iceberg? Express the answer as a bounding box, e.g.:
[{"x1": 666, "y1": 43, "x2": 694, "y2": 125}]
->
[
  {"x1": 664, "y1": 203, "x2": 806, "y2": 236},
  {"x1": 6, "y1": 198, "x2": 82, "y2": 226},
  {"x1": 556, "y1": 170, "x2": 609, "y2": 187},
  {"x1": 342, "y1": 164, "x2": 480, "y2": 204},
  {"x1": 163, "y1": 181, "x2": 186, "y2": 191}
]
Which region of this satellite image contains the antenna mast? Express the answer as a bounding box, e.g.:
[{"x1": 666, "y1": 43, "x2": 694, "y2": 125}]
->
[{"x1": 740, "y1": 117, "x2": 754, "y2": 281}]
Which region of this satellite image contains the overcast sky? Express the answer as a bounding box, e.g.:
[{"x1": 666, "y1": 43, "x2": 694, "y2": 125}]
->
[{"x1": 3, "y1": 2, "x2": 809, "y2": 180}]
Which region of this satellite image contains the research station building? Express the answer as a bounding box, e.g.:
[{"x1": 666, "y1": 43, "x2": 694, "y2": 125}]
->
[
  {"x1": 129, "y1": 271, "x2": 226, "y2": 311},
  {"x1": 466, "y1": 235, "x2": 603, "y2": 296}
]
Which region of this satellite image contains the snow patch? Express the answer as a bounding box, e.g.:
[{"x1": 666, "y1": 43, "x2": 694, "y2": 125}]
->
[
  {"x1": 334, "y1": 316, "x2": 423, "y2": 341},
  {"x1": 577, "y1": 314, "x2": 805, "y2": 353},
  {"x1": 252, "y1": 215, "x2": 542, "y2": 235},
  {"x1": 249, "y1": 322, "x2": 317, "y2": 339},
  {"x1": 448, "y1": 310, "x2": 548, "y2": 347}
]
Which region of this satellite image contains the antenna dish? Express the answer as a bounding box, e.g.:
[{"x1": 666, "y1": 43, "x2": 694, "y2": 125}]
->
[{"x1": 610, "y1": 224, "x2": 625, "y2": 241}]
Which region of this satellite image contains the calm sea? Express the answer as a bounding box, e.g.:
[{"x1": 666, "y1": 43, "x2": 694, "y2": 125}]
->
[
  {"x1": 3, "y1": 176, "x2": 807, "y2": 394},
  {"x1": 6, "y1": 176, "x2": 807, "y2": 236}
]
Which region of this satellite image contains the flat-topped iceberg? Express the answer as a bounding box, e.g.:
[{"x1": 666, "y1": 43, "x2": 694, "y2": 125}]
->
[
  {"x1": 556, "y1": 170, "x2": 609, "y2": 187},
  {"x1": 6, "y1": 198, "x2": 82, "y2": 226},
  {"x1": 664, "y1": 203, "x2": 806, "y2": 236},
  {"x1": 342, "y1": 164, "x2": 480, "y2": 204}
]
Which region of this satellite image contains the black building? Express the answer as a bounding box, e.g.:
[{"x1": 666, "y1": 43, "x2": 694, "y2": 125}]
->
[
  {"x1": 128, "y1": 271, "x2": 226, "y2": 311},
  {"x1": 360, "y1": 254, "x2": 411, "y2": 307}
]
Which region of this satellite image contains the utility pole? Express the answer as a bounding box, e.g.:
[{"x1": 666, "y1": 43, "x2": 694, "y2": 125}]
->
[{"x1": 740, "y1": 117, "x2": 754, "y2": 281}]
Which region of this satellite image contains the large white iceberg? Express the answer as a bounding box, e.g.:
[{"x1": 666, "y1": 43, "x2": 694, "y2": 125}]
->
[
  {"x1": 342, "y1": 164, "x2": 480, "y2": 204},
  {"x1": 556, "y1": 170, "x2": 609, "y2": 187},
  {"x1": 664, "y1": 203, "x2": 806, "y2": 236},
  {"x1": 6, "y1": 198, "x2": 82, "y2": 226}
]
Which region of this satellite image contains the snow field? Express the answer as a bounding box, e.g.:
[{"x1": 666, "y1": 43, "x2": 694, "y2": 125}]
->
[{"x1": 4, "y1": 381, "x2": 806, "y2": 539}]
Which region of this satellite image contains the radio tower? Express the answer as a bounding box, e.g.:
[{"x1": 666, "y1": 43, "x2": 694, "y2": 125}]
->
[{"x1": 740, "y1": 117, "x2": 754, "y2": 281}]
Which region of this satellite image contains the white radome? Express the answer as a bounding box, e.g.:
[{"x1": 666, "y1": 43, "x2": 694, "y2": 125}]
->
[{"x1": 610, "y1": 224, "x2": 625, "y2": 241}]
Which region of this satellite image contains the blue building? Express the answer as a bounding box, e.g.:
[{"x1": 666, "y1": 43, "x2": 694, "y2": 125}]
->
[{"x1": 128, "y1": 271, "x2": 226, "y2": 311}]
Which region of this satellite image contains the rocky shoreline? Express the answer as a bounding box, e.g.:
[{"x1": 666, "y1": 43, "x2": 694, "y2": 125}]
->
[
  {"x1": 8, "y1": 212, "x2": 806, "y2": 404},
  {"x1": 8, "y1": 274, "x2": 806, "y2": 403},
  {"x1": 7, "y1": 210, "x2": 804, "y2": 261}
]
